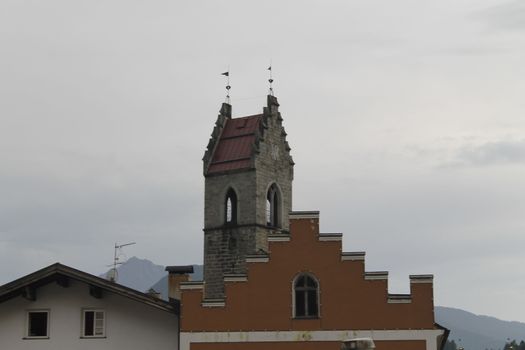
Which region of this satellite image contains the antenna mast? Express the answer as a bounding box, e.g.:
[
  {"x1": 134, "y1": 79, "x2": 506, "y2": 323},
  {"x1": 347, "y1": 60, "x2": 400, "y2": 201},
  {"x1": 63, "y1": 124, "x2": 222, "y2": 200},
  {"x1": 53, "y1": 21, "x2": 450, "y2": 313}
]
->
[{"x1": 107, "y1": 241, "x2": 136, "y2": 282}]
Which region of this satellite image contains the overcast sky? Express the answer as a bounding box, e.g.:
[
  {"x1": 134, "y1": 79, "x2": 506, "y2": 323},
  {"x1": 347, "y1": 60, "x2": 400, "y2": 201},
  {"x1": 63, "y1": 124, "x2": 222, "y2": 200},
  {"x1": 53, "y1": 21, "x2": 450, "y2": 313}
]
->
[{"x1": 1, "y1": 0, "x2": 524, "y2": 322}]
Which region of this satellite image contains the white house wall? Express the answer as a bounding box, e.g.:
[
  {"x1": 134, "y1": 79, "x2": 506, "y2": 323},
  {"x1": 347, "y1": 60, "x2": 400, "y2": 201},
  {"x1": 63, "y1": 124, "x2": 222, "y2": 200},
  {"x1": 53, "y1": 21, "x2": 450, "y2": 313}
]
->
[{"x1": 0, "y1": 280, "x2": 179, "y2": 350}]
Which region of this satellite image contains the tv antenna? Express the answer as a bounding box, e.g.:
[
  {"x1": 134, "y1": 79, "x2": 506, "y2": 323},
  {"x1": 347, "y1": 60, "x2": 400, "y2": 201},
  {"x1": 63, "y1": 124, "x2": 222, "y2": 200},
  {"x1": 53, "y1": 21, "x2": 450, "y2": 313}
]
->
[{"x1": 106, "y1": 241, "x2": 136, "y2": 282}]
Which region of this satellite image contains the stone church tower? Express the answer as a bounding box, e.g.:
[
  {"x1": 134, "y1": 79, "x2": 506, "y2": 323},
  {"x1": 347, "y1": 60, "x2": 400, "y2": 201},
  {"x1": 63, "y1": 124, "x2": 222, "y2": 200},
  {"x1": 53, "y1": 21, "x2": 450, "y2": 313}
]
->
[{"x1": 202, "y1": 95, "x2": 294, "y2": 299}]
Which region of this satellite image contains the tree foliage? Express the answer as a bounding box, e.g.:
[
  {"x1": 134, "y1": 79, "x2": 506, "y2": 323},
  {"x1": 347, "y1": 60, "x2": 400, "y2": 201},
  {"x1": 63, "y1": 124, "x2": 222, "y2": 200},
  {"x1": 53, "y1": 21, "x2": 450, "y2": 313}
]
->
[{"x1": 503, "y1": 340, "x2": 525, "y2": 350}]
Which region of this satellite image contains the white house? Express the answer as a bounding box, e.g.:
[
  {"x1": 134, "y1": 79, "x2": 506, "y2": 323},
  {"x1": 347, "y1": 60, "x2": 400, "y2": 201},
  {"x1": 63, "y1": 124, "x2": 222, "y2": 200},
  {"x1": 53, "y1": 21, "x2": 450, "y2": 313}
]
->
[{"x1": 0, "y1": 263, "x2": 179, "y2": 349}]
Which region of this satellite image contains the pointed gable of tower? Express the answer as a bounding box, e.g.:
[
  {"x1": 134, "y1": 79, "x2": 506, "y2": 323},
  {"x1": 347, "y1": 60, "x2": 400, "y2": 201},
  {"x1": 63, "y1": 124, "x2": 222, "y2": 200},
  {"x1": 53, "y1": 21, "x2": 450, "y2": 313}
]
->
[{"x1": 203, "y1": 96, "x2": 293, "y2": 176}]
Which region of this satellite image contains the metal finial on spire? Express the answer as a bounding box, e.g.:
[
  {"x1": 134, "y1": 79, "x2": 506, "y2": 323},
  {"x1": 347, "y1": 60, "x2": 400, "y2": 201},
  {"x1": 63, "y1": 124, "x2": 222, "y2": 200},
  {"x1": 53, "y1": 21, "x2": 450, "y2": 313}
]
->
[
  {"x1": 221, "y1": 69, "x2": 231, "y2": 104},
  {"x1": 267, "y1": 64, "x2": 274, "y2": 96}
]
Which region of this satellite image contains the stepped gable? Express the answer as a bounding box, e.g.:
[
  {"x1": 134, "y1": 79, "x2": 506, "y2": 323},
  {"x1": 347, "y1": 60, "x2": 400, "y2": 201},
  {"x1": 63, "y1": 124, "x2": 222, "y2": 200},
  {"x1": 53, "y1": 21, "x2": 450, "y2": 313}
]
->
[
  {"x1": 207, "y1": 114, "x2": 262, "y2": 174},
  {"x1": 180, "y1": 212, "x2": 438, "y2": 332}
]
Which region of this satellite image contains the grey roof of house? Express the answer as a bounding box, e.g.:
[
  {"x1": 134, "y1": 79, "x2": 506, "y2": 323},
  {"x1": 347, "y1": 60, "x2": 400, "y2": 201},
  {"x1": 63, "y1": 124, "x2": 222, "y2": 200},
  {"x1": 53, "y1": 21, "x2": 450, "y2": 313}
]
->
[{"x1": 0, "y1": 263, "x2": 177, "y2": 314}]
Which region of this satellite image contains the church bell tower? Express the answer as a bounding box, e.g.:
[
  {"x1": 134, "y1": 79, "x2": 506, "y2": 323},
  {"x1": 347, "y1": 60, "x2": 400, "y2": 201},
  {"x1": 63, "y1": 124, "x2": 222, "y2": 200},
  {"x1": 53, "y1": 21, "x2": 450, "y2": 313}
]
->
[{"x1": 202, "y1": 95, "x2": 294, "y2": 299}]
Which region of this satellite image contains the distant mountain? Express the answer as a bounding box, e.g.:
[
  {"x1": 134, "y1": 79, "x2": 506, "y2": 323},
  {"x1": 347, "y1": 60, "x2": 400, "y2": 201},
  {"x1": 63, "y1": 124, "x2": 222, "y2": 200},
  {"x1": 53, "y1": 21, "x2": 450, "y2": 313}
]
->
[
  {"x1": 150, "y1": 265, "x2": 203, "y2": 300},
  {"x1": 436, "y1": 306, "x2": 525, "y2": 350},
  {"x1": 100, "y1": 256, "x2": 167, "y2": 292},
  {"x1": 100, "y1": 256, "x2": 202, "y2": 297}
]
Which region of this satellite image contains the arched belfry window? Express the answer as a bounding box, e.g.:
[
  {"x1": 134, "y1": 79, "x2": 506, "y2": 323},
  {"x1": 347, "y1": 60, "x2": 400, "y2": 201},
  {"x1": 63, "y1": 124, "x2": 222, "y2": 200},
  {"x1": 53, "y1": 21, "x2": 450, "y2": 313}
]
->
[
  {"x1": 225, "y1": 188, "x2": 237, "y2": 225},
  {"x1": 266, "y1": 184, "x2": 280, "y2": 227},
  {"x1": 294, "y1": 274, "x2": 319, "y2": 318}
]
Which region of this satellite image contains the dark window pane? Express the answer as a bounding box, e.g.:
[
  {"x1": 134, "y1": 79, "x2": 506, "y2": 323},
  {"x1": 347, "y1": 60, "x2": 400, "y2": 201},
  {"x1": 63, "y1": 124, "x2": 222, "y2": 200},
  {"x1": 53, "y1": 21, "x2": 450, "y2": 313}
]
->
[
  {"x1": 306, "y1": 276, "x2": 316, "y2": 288},
  {"x1": 295, "y1": 290, "x2": 305, "y2": 317},
  {"x1": 84, "y1": 311, "x2": 94, "y2": 336},
  {"x1": 294, "y1": 274, "x2": 320, "y2": 318},
  {"x1": 307, "y1": 290, "x2": 318, "y2": 316},
  {"x1": 295, "y1": 276, "x2": 305, "y2": 287},
  {"x1": 28, "y1": 312, "x2": 47, "y2": 337},
  {"x1": 266, "y1": 185, "x2": 280, "y2": 227}
]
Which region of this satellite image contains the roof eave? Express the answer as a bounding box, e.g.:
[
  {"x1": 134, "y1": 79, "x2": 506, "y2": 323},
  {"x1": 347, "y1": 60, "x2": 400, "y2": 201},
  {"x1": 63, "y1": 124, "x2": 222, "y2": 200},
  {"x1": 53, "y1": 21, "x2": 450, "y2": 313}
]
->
[{"x1": 0, "y1": 263, "x2": 177, "y2": 314}]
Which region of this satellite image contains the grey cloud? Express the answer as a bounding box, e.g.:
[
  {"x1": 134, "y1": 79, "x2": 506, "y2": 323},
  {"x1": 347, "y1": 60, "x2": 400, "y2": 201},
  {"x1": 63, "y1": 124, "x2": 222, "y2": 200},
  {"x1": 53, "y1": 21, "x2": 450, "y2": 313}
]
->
[
  {"x1": 0, "y1": 171, "x2": 203, "y2": 285},
  {"x1": 456, "y1": 140, "x2": 525, "y2": 166},
  {"x1": 438, "y1": 45, "x2": 510, "y2": 56},
  {"x1": 0, "y1": 170, "x2": 201, "y2": 253},
  {"x1": 475, "y1": 0, "x2": 525, "y2": 31}
]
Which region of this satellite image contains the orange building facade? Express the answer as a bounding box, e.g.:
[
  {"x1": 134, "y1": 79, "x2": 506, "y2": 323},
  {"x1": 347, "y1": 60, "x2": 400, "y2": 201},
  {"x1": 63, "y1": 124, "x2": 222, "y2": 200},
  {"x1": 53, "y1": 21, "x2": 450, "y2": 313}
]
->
[
  {"x1": 177, "y1": 95, "x2": 447, "y2": 350},
  {"x1": 180, "y1": 212, "x2": 446, "y2": 350}
]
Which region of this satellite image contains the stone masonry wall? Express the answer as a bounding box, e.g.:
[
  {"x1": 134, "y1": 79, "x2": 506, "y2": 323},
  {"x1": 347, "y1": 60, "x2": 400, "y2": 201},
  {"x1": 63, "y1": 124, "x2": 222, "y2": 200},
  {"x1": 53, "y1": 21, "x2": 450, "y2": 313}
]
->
[
  {"x1": 204, "y1": 171, "x2": 257, "y2": 229},
  {"x1": 255, "y1": 98, "x2": 293, "y2": 232}
]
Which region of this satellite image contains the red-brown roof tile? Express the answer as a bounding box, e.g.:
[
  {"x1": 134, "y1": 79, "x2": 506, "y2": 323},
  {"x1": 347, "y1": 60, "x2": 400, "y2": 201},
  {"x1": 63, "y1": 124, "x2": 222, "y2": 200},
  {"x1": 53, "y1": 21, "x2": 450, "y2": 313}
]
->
[{"x1": 208, "y1": 114, "x2": 262, "y2": 174}]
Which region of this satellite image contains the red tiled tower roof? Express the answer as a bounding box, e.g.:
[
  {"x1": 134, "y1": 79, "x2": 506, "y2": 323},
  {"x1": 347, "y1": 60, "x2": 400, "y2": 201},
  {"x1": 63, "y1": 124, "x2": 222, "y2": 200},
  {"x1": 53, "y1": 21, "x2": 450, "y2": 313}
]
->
[
  {"x1": 203, "y1": 96, "x2": 293, "y2": 177},
  {"x1": 207, "y1": 114, "x2": 261, "y2": 174}
]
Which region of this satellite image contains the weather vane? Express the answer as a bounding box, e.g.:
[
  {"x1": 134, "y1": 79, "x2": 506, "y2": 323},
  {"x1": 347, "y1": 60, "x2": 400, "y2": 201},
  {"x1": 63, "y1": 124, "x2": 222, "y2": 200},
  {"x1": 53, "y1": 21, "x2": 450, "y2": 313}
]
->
[
  {"x1": 221, "y1": 68, "x2": 231, "y2": 104},
  {"x1": 268, "y1": 64, "x2": 274, "y2": 96}
]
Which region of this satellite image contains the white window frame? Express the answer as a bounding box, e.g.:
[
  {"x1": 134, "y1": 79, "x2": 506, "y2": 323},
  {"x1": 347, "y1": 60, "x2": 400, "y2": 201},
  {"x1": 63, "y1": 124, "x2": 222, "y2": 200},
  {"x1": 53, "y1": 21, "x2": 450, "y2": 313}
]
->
[
  {"x1": 81, "y1": 309, "x2": 106, "y2": 338},
  {"x1": 25, "y1": 309, "x2": 50, "y2": 339}
]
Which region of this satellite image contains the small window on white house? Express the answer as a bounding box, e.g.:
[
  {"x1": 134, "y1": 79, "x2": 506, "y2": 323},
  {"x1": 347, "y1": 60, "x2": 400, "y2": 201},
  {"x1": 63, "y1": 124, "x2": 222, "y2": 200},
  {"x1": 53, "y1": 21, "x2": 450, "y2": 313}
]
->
[
  {"x1": 82, "y1": 309, "x2": 105, "y2": 337},
  {"x1": 26, "y1": 310, "x2": 49, "y2": 338}
]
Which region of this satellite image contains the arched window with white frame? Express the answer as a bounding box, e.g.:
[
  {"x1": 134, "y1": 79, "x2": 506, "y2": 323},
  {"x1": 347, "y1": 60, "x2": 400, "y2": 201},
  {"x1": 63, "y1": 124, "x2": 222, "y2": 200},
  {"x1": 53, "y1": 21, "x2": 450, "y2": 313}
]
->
[{"x1": 293, "y1": 274, "x2": 319, "y2": 318}]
